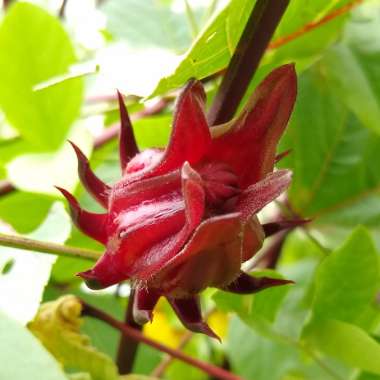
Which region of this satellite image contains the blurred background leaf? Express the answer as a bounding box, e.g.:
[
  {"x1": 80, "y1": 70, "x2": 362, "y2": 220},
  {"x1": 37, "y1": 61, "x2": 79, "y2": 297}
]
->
[{"x1": 0, "y1": 2, "x2": 84, "y2": 151}]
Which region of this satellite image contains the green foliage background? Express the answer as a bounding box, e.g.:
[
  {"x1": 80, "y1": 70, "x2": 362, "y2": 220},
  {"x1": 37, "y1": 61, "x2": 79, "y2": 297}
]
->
[{"x1": 0, "y1": 1, "x2": 380, "y2": 379}]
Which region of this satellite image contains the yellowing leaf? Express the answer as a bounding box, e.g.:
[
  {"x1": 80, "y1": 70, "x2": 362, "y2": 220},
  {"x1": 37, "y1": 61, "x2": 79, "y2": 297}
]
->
[{"x1": 28, "y1": 295, "x2": 119, "y2": 380}]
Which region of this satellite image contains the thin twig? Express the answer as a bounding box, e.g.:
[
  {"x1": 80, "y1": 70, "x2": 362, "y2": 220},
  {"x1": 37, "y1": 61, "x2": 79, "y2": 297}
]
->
[
  {"x1": 0, "y1": 233, "x2": 101, "y2": 260},
  {"x1": 150, "y1": 307, "x2": 216, "y2": 377},
  {"x1": 207, "y1": 0, "x2": 290, "y2": 125},
  {"x1": 81, "y1": 301, "x2": 245, "y2": 380},
  {"x1": 150, "y1": 330, "x2": 194, "y2": 377},
  {"x1": 58, "y1": 0, "x2": 68, "y2": 19}
]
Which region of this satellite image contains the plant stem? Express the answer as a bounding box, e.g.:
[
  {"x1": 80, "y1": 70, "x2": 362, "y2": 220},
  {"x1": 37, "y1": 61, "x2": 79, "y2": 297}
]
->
[
  {"x1": 58, "y1": 0, "x2": 68, "y2": 18},
  {"x1": 0, "y1": 233, "x2": 101, "y2": 261},
  {"x1": 151, "y1": 307, "x2": 215, "y2": 377},
  {"x1": 208, "y1": 0, "x2": 290, "y2": 125},
  {"x1": 81, "y1": 301, "x2": 245, "y2": 380},
  {"x1": 2, "y1": 0, "x2": 13, "y2": 10},
  {"x1": 150, "y1": 329, "x2": 194, "y2": 377},
  {"x1": 115, "y1": 289, "x2": 142, "y2": 374}
]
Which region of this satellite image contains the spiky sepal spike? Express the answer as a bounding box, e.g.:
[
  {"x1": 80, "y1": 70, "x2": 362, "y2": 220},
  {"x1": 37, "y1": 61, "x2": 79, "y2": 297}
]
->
[
  {"x1": 262, "y1": 218, "x2": 310, "y2": 237},
  {"x1": 56, "y1": 186, "x2": 108, "y2": 244},
  {"x1": 68, "y1": 141, "x2": 110, "y2": 209},
  {"x1": 167, "y1": 296, "x2": 220, "y2": 341},
  {"x1": 117, "y1": 90, "x2": 139, "y2": 171},
  {"x1": 222, "y1": 271, "x2": 294, "y2": 294},
  {"x1": 132, "y1": 287, "x2": 160, "y2": 325}
]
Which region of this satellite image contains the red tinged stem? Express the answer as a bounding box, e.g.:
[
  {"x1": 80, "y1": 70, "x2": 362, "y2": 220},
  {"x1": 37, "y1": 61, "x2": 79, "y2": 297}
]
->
[
  {"x1": 81, "y1": 300, "x2": 245, "y2": 380},
  {"x1": 68, "y1": 141, "x2": 110, "y2": 209},
  {"x1": 116, "y1": 289, "x2": 142, "y2": 374},
  {"x1": 117, "y1": 91, "x2": 139, "y2": 171}
]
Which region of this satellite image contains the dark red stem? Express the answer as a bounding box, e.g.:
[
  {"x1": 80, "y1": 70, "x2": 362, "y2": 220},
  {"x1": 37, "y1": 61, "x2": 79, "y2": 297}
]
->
[
  {"x1": 81, "y1": 301, "x2": 245, "y2": 380},
  {"x1": 115, "y1": 289, "x2": 142, "y2": 374},
  {"x1": 208, "y1": 0, "x2": 290, "y2": 125}
]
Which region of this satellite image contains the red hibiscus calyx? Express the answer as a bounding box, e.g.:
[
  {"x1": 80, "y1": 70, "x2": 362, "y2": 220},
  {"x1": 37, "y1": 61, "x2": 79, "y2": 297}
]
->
[{"x1": 57, "y1": 64, "x2": 303, "y2": 339}]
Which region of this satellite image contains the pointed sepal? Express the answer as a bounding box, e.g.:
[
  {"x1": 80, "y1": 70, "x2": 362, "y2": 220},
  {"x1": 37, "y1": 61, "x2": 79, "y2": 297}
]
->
[
  {"x1": 167, "y1": 296, "x2": 220, "y2": 341},
  {"x1": 207, "y1": 64, "x2": 297, "y2": 188},
  {"x1": 236, "y1": 169, "x2": 292, "y2": 222},
  {"x1": 117, "y1": 90, "x2": 139, "y2": 170},
  {"x1": 140, "y1": 80, "x2": 211, "y2": 180},
  {"x1": 78, "y1": 251, "x2": 127, "y2": 289},
  {"x1": 56, "y1": 186, "x2": 108, "y2": 244},
  {"x1": 263, "y1": 218, "x2": 310, "y2": 237},
  {"x1": 132, "y1": 287, "x2": 160, "y2": 325},
  {"x1": 222, "y1": 271, "x2": 294, "y2": 294},
  {"x1": 68, "y1": 141, "x2": 110, "y2": 208}
]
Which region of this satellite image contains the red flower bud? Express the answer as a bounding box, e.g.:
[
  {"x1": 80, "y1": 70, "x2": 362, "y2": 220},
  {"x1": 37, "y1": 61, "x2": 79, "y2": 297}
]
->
[{"x1": 58, "y1": 64, "x2": 298, "y2": 339}]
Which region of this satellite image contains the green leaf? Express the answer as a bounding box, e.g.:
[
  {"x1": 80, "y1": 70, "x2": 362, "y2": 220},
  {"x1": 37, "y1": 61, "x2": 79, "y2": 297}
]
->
[
  {"x1": 304, "y1": 319, "x2": 380, "y2": 375},
  {"x1": 121, "y1": 376, "x2": 160, "y2": 380},
  {"x1": 151, "y1": 0, "x2": 352, "y2": 97},
  {"x1": 0, "y1": 310, "x2": 68, "y2": 380},
  {"x1": 0, "y1": 3, "x2": 83, "y2": 150},
  {"x1": 356, "y1": 372, "x2": 380, "y2": 380},
  {"x1": 150, "y1": 0, "x2": 253, "y2": 97},
  {"x1": 311, "y1": 227, "x2": 379, "y2": 325},
  {"x1": 319, "y1": 2, "x2": 380, "y2": 135},
  {"x1": 0, "y1": 191, "x2": 54, "y2": 233},
  {"x1": 282, "y1": 62, "x2": 380, "y2": 225},
  {"x1": 7, "y1": 123, "x2": 93, "y2": 195},
  {"x1": 101, "y1": 0, "x2": 193, "y2": 52},
  {"x1": 227, "y1": 317, "x2": 336, "y2": 380},
  {"x1": 133, "y1": 115, "x2": 172, "y2": 149},
  {"x1": 0, "y1": 202, "x2": 71, "y2": 324},
  {"x1": 43, "y1": 287, "x2": 126, "y2": 361}
]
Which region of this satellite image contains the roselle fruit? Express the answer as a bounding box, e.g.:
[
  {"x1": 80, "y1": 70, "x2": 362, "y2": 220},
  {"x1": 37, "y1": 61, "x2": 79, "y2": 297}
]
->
[{"x1": 57, "y1": 64, "x2": 298, "y2": 339}]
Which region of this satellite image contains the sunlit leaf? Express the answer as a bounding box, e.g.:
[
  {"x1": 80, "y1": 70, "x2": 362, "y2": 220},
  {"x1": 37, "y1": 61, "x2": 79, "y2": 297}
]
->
[
  {"x1": 311, "y1": 227, "x2": 379, "y2": 325},
  {"x1": 7, "y1": 123, "x2": 93, "y2": 195},
  {"x1": 281, "y1": 63, "x2": 380, "y2": 226},
  {"x1": 151, "y1": 0, "x2": 352, "y2": 97},
  {"x1": 0, "y1": 202, "x2": 71, "y2": 324},
  {"x1": 304, "y1": 319, "x2": 380, "y2": 375},
  {"x1": 0, "y1": 310, "x2": 68, "y2": 380},
  {"x1": 0, "y1": 3, "x2": 83, "y2": 150}
]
